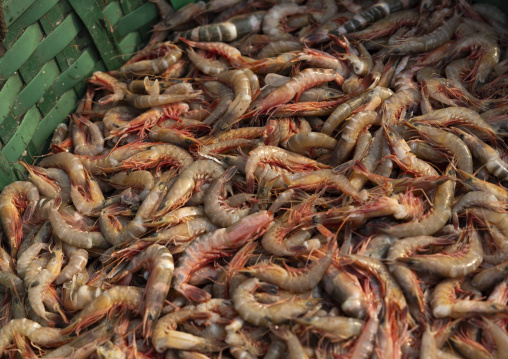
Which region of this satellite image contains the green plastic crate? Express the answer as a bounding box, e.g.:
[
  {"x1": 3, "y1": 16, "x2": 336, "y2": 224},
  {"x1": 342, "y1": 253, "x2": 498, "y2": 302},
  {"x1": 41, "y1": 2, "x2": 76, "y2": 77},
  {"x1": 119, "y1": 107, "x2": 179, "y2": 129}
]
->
[{"x1": 0, "y1": 0, "x2": 178, "y2": 189}]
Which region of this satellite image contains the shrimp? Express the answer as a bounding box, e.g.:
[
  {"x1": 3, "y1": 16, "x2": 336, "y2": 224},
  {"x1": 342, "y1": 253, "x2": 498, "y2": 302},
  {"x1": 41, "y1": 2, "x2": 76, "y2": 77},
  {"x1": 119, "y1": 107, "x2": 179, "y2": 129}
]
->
[
  {"x1": 383, "y1": 165, "x2": 455, "y2": 237},
  {"x1": 331, "y1": 36, "x2": 373, "y2": 77},
  {"x1": 343, "y1": 255, "x2": 408, "y2": 318},
  {"x1": 322, "y1": 265, "x2": 368, "y2": 319},
  {"x1": 72, "y1": 115, "x2": 104, "y2": 157},
  {"x1": 0, "y1": 272, "x2": 25, "y2": 296},
  {"x1": 322, "y1": 88, "x2": 391, "y2": 136},
  {"x1": 445, "y1": 59, "x2": 489, "y2": 110},
  {"x1": 245, "y1": 239, "x2": 337, "y2": 293},
  {"x1": 453, "y1": 128, "x2": 508, "y2": 181},
  {"x1": 126, "y1": 91, "x2": 201, "y2": 109},
  {"x1": 407, "y1": 122, "x2": 473, "y2": 174},
  {"x1": 115, "y1": 244, "x2": 174, "y2": 337},
  {"x1": 179, "y1": 38, "x2": 248, "y2": 66},
  {"x1": 20, "y1": 163, "x2": 71, "y2": 203},
  {"x1": 284, "y1": 169, "x2": 364, "y2": 201},
  {"x1": 245, "y1": 51, "x2": 299, "y2": 74},
  {"x1": 387, "y1": 235, "x2": 453, "y2": 322},
  {"x1": 105, "y1": 171, "x2": 154, "y2": 201},
  {"x1": 116, "y1": 46, "x2": 183, "y2": 76},
  {"x1": 384, "y1": 125, "x2": 438, "y2": 177},
  {"x1": 201, "y1": 81, "x2": 235, "y2": 125},
  {"x1": 410, "y1": 106, "x2": 497, "y2": 138},
  {"x1": 286, "y1": 132, "x2": 338, "y2": 158},
  {"x1": 251, "y1": 68, "x2": 343, "y2": 114},
  {"x1": 173, "y1": 210, "x2": 273, "y2": 302},
  {"x1": 54, "y1": 245, "x2": 88, "y2": 285},
  {"x1": 270, "y1": 326, "x2": 308, "y2": 359},
  {"x1": 262, "y1": 4, "x2": 307, "y2": 40},
  {"x1": 177, "y1": 12, "x2": 265, "y2": 42},
  {"x1": 27, "y1": 240, "x2": 63, "y2": 322},
  {"x1": 204, "y1": 167, "x2": 251, "y2": 228},
  {"x1": 186, "y1": 47, "x2": 229, "y2": 76},
  {"x1": 387, "y1": 14, "x2": 462, "y2": 55},
  {"x1": 145, "y1": 217, "x2": 218, "y2": 247},
  {"x1": 445, "y1": 34, "x2": 500, "y2": 88},
  {"x1": 334, "y1": 0, "x2": 418, "y2": 34},
  {"x1": 408, "y1": 140, "x2": 448, "y2": 163},
  {"x1": 298, "y1": 87, "x2": 343, "y2": 102},
  {"x1": 214, "y1": 70, "x2": 252, "y2": 132},
  {"x1": 471, "y1": 261, "x2": 508, "y2": 292},
  {"x1": 70, "y1": 171, "x2": 105, "y2": 216},
  {"x1": 452, "y1": 191, "x2": 503, "y2": 214},
  {"x1": 146, "y1": 206, "x2": 204, "y2": 228},
  {"x1": 39, "y1": 152, "x2": 88, "y2": 188},
  {"x1": 16, "y1": 242, "x2": 49, "y2": 280},
  {"x1": 0, "y1": 181, "x2": 39, "y2": 256},
  {"x1": 62, "y1": 280, "x2": 103, "y2": 312},
  {"x1": 149, "y1": 124, "x2": 200, "y2": 148},
  {"x1": 349, "y1": 10, "x2": 420, "y2": 41},
  {"x1": 51, "y1": 123, "x2": 68, "y2": 147},
  {"x1": 0, "y1": 319, "x2": 65, "y2": 356},
  {"x1": 297, "y1": 48, "x2": 349, "y2": 77},
  {"x1": 431, "y1": 277, "x2": 508, "y2": 318},
  {"x1": 245, "y1": 145, "x2": 329, "y2": 192},
  {"x1": 456, "y1": 168, "x2": 508, "y2": 201},
  {"x1": 117, "y1": 143, "x2": 194, "y2": 174},
  {"x1": 65, "y1": 286, "x2": 143, "y2": 334},
  {"x1": 155, "y1": 160, "x2": 224, "y2": 217},
  {"x1": 100, "y1": 182, "x2": 168, "y2": 246},
  {"x1": 294, "y1": 315, "x2": 363, "y2": 341},
  {"x1": 88, "y1": 72, "x2": 128, "y2": 105},
  {"x1": 152, "y1": 307, "x2": 220, "y2": 353},
  {"x1": 232, "y1": 278, "x2": 319, "y2": 327},
  {"x1": 330, "y1": 111, "x2": 381, "y2": 165},
  {"x1": 259, "y1": 41, "x2": 303, "y2": 59},
  {"x1": 49, "y1": 204, "x2": 109, "y2": 249}
]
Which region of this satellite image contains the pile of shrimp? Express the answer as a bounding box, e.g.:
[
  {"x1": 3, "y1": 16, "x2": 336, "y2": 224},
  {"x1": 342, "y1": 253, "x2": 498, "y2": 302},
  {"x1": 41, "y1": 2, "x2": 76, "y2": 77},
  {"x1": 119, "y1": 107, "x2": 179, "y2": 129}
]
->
[{"x1": 2, "y1": 0, "x2": 508, "y2": 357}]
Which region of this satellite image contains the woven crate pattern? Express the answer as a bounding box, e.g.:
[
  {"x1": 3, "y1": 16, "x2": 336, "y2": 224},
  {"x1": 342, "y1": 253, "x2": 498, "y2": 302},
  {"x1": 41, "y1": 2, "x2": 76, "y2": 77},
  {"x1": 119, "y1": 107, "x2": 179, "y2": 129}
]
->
[{"x1": 0, "y1": 0, "x2": 160, "y2": 189}]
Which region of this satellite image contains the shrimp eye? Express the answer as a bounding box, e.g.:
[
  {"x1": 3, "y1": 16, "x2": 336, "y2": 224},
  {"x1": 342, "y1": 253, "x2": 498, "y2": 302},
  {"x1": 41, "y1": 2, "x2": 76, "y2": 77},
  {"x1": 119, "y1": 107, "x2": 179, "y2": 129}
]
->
[
  {"x1": 393, "y1": 48, "x2": 400, "y2": 54},
  {"x1": 185, "y1": 139, "x2": 193, "y2": 144}
]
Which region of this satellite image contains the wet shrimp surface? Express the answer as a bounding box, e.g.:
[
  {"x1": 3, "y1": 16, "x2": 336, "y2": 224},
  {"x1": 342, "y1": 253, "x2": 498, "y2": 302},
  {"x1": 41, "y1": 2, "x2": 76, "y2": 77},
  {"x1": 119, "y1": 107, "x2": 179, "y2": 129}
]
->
[{"x1": 2, "y1": 0, "x2": 508, "y2": 357}]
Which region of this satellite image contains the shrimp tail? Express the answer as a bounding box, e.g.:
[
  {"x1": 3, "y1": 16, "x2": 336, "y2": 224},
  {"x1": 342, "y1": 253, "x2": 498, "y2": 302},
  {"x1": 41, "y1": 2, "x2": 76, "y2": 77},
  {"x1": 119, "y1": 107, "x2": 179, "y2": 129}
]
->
[{"x1": 180, "y1": 283, "x2": 212, "y2": 303}]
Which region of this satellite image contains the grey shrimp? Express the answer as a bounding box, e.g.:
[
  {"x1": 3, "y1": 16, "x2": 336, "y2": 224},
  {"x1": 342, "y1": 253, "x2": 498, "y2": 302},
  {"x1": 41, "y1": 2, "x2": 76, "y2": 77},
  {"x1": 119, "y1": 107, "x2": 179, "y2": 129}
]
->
[
  {"x1": 155, "y1": 160, "x2": 225, "y2": 217},
  {"x1": 242, "y1": 239, "x2": 337, "y2": 292},
  {"x1": 232, "y1": 278, "x2": 319, "y2": 327},
  {"x1": 453, "y1": 128, "x2": 508, "y2": 181},
  {"x1": 49, "y1": 204, "x2": 109, "y2": 249},
  {"x1": 215, "y1": 70, "x2": 252, "y2": 132},
  {"x1": 204, "y1": 166, "x2": 251, "y2": 228},
  {"x1": 115, "y1": 244, "x2": 174, "y2": 337},
  {"x1": 330, "y1": 111, "x2": 381, "y2": 165},
  {"x1": 54, "y1": 244, "x2": 89, "y2": 285},
  {"x1": 202, "y1": 81, "x2": 235, "y2": 125},
  {"x1": 382, "y1": 165, "x2": 455, "y2": 238},
  {"x1": 0, "y1": 319, "x2": 65, "y2": 356},
  {"x1": 262, "y1": 4, "x2": 307, "y2": 40},
  {"x1": 407, "y1": 122, "x2": 473, "y2": 174},
  {"x1": 387, "y1": 14, "x2": 462, "y2": 55}
]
